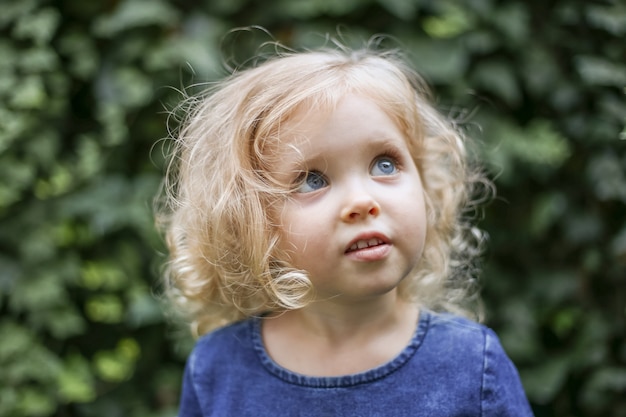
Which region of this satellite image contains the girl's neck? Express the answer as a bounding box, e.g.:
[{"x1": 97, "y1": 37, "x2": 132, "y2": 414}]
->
[
  {"x1": 293, "y1": 291, "x2": 415, "y2": 342},
  {"x1": 262, "y1": 291, "x2": 420, "y2": 376}
]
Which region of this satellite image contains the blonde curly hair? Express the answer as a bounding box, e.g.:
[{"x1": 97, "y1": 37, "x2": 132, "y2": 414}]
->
[{"x1": 156, "y1": 42, "x2": 490, "y2": 337}]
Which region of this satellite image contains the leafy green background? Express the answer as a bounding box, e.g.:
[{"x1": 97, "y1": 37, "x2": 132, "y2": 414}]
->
[{"x1": 1, "y1": 0, "x2": 624, "y2": 416}]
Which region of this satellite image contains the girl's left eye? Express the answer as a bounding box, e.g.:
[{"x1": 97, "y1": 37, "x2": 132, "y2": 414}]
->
[
  {"x1": 295, "y1": 171, "x2": 328, "y2": 193},
  {"x1": 371, "y1": 157, "x2": 398, "y2": 176}
]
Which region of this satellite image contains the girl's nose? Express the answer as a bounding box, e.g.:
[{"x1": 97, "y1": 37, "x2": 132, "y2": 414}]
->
[{"x1": 340, "y1": 193, "x2": 381, "y2": 222}]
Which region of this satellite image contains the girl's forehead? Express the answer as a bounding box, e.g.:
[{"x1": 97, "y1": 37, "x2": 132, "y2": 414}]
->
[
  {"x1": 278, "y1": 93, "x2": 405, "y2": 138},
  {"x1": 271, "y1": 101, "x2": 334, "y2": 150},
  {"x1": 271, "y1": 108, "x2": 327, "y2": 165},
  {"x1": 271, "y1": 94, "x2": 410, "y2": 164}
]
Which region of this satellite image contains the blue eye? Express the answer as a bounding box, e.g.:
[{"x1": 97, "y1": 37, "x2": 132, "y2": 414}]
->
[
  {"x1": 296, "y1": 171, "x2": 328, "y2": 193},
  {"x1": 371, "y1": 157, "x2": 398, "y2": 176}
]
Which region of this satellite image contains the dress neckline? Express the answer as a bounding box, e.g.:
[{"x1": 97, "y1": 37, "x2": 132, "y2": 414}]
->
[{"x1": 250, "y1": 309, "x2": 431, "y2": 388}]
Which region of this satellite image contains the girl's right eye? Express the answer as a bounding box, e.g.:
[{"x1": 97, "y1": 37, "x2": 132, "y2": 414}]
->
[{"x1": 296, "y1": 171, "x2": 328, "y2": 193}]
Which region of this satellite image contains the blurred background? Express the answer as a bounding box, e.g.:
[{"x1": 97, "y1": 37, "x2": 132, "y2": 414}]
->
[{"x1": 1, "y1": 0, "x2": 624, "y2": 416}]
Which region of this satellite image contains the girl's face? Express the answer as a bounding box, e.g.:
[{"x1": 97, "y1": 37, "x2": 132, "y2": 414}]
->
[{"x1": 274, "y1": 94, "x2": 428, "y2": 303}]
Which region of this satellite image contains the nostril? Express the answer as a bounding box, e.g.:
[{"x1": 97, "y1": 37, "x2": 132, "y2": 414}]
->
[{"x1": 340, "y1": 198, "x2": 381, "y2": 221}]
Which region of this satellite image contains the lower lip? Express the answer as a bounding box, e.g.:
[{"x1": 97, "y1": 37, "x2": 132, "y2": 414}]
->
[{"x1": 345, "y1": 244, "x2": 392, "y2": 261}]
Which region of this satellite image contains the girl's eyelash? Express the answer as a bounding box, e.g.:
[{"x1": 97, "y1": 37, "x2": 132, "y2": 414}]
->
[
  {"x1": 293, "y1": 169, "x2": 324, "y2": 185},
  {"x1": 377, "y1": 148, "x2": 404, "y2": 169},
  {"x1": 291, "y1": 171, "x2": 305, "y2": 189}
]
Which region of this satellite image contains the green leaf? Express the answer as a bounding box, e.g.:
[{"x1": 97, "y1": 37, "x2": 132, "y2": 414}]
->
[
  {"x1": 94, "y1": 338, "x2": 140, "y2": 382},
  {"x1": 0, "y1": 154, "x2": 36, "y2": 202},
  {"x1": 377, "y1": 0, "x2": 417, "y2": 20},
  {"x1": 481, "y1": 117, "x2": 572, "y2": 180},
  {"x1": 0, "y1": 255, "x2": 20, "y2": 297},
  {"x1": 521, "y1": 45, "x2": 561, "y2": 97},
  {"x1": 34, "y1": 163, "x2": 75, "y2": 199},
  {"x1": 144, "y1": 14, "x2": 225, "y2": 76},
  {"x1": 16, "y1": 388, "x2": 55, "y2": 416},
  {"x1": 0, "y1": 109, "x2": 31, "y2": 155},
  {"x1": 563, "y1": 211, "x2": 604, "y2": 245},
  {"x1": 576, "y1": 56, "x2": 626, "y2": 87},
  {"x1": 490, "y1": 2, "x2": 529, "y2": 44},
  {"x1": 10, "y1": 271, "x2": 68, "y2": 312},
  {"x1": 523, "y1": 121, "x2": 572, "y2": 166},
  {"x1": 117, "y1": 337, "x2": 141, "y2": 361},
  {"x1": 0, "y1": 40, "x2": 18, "y2": 73},
  {"x1": 581, "y1": 367, "x2": 626, "y2": 412},
  {"x1": 12, "y1": 7, "x2": 60, "y2": 44},
  {"x1": 57, "y1": 32, "x2": 100, "y2": 79},
  {"x1": 52, "y1": 220, "x2": 95, "y2": 248},
  {"x1": 610, "y1": 226, "x2": 626, "y2": 261},
  {"x1": 18, "y1": 46, "x2": 59, "y2": 73},
  {"x1": 0, "y1": 388, "x2": 18, "y2": 417},
  {"x1": 10, "y1": 75, "x2": 47, "y2": 109},
  {"x1": 126, "y1": 286, "x2": 163, "y2": 327},
  {"x1": 205, "y1": 0, "x2": 249, "y2": 15},
  {"x1": 471, "y1": 59, "x2": 521, "y2": 106},
  {"x1": 96, "y1": 104, "x2": 128, "y2": 145},
  {"x1": 277, "y1": 0, "x2": 365, "y2": 18},
  {"x1": 25, "y1": 130, "x2": 60, "y2": 169},
  {"x1": 520, "y1": 355, "x2": 570, "y2": 403},
  {"x1": 0, "y1": 321, "x2": 33, "y2": 361},
  {"x1": 95, "y1": 65, "x2": 154, "y2": 109},
  {"x1": 0, "y1": 0, "x2": 38, "y2": 29},
  {"x1": 462, "y1": 30, "x2": 500, "y2": 54},
  {"x1": 93, "y1": 0, "x2": 180, "y2": 37},
  {"x1": 80, "y1": 261, "x2": 127, "y2": 291},
  {"x1": 587, "y1": 4, "x2": 626, "y2": 36},
  {"x1": 114, "y1": 67, "x2": 154, "y2": 108},
  {"x1": 44, "y1": 306, "x2": 87, "y2": 339},
  {"x1": 587, "y1": 151, "x2": 626, "y2": 202},
  {"x1": 551, "y1": 307, "x2": 582, "y2": 338},
  {"x1": 423, "y1": 3, "x2": 474, "y2": 38},
  {"x1": 57, "y1": 354, "x2": 96, "y2": 403},
  {"x1": 74, "y1": 135, "x2": 105, "y2": 180},
  {"x1": 86, "y1": 294, "x2": 125, "y2": 323},
  {"x1": 403, "y1": 36, "x2": 469, "y2": 83},
  {"x1": 529, "y1": 193, "x2": 567, "y2": 237},
  {"x1": 3, "y1": 342, "x2": 61, "y2": 385}
]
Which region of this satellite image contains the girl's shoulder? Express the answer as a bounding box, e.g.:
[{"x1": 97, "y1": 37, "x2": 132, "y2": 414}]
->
[
  {"x1": 427, "y1": 310, "x2": 483, "y2": 328},
  {"x1": 426, "y1": 311, "x2": 490, "y2": 339},
  {"x1": 197, "y1": 318, "x2": 251, "y2": 341},
  {"x1": 421, "y1": 311, "x2": 508, "y2": 362},
  {"x1": 194, "y1": 317, "x2": 254, "y2": 348},
  {"x1": 189, "y1": 318, "x2": 257, "y2": 368},
  {"x1": 421, "y1": 311, "x2": 533, "y2": 415}
]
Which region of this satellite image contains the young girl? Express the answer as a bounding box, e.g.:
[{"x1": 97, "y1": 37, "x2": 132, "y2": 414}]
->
[{"x1": 158, "y1": 41, "x2": 533, "y2": 416}]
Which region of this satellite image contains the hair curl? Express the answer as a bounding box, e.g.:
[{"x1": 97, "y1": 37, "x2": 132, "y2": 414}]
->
[{"x1": 156, "y1": 41, "x2": 491, "y2": 336}]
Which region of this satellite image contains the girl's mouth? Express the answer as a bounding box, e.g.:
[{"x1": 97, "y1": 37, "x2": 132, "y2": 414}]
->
[
  {"x1": 345, "y1": 232, "x2": 391, "y2": 255},
  {"x1": 344, "y1": 234, "x2": 392, "y2": 262},
  {"x1": 346, "y1": 238, "x2": 386, "y2": 253}
]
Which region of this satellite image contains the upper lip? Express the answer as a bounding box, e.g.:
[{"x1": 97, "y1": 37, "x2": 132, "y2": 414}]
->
[{"x1": 345, "y1": 232, "x2": 391, "y2": 253}]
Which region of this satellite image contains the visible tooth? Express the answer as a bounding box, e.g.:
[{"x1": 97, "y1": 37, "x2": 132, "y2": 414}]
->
[{"x1": 349, "y1": 238, "x2": 386, "y2": 252}]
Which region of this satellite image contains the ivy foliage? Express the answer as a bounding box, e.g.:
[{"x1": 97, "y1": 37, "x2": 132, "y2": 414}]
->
[{"x1": 1, "y1": 0, "x2": 624, "y2": 416}]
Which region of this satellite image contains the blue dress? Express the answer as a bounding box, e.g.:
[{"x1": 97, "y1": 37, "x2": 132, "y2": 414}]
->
[{"x1": 178, "y1": 310, "x2": 534, "y2": 416}]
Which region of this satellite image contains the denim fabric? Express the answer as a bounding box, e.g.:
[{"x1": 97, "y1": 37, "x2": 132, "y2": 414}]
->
[{"x1": 178, "y1": 310, "x2": 533, "y2": 416}]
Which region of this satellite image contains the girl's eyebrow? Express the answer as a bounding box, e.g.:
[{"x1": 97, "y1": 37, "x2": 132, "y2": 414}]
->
[
  {"x1": 276, "y1": 133, "x2": 407, "y2": 174},
  {"x1": 279, "y1": 141, "x2": 326, "y2": 171},
  {"x1": 363, "y1": 135, "x2": 408, "y2": 154},
  {"x1": 288, "y1": 154, "x2": 329, "y2": 175},
  {"x1": 271, "y1": 149, "x2": 322, "y2": 182}
]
